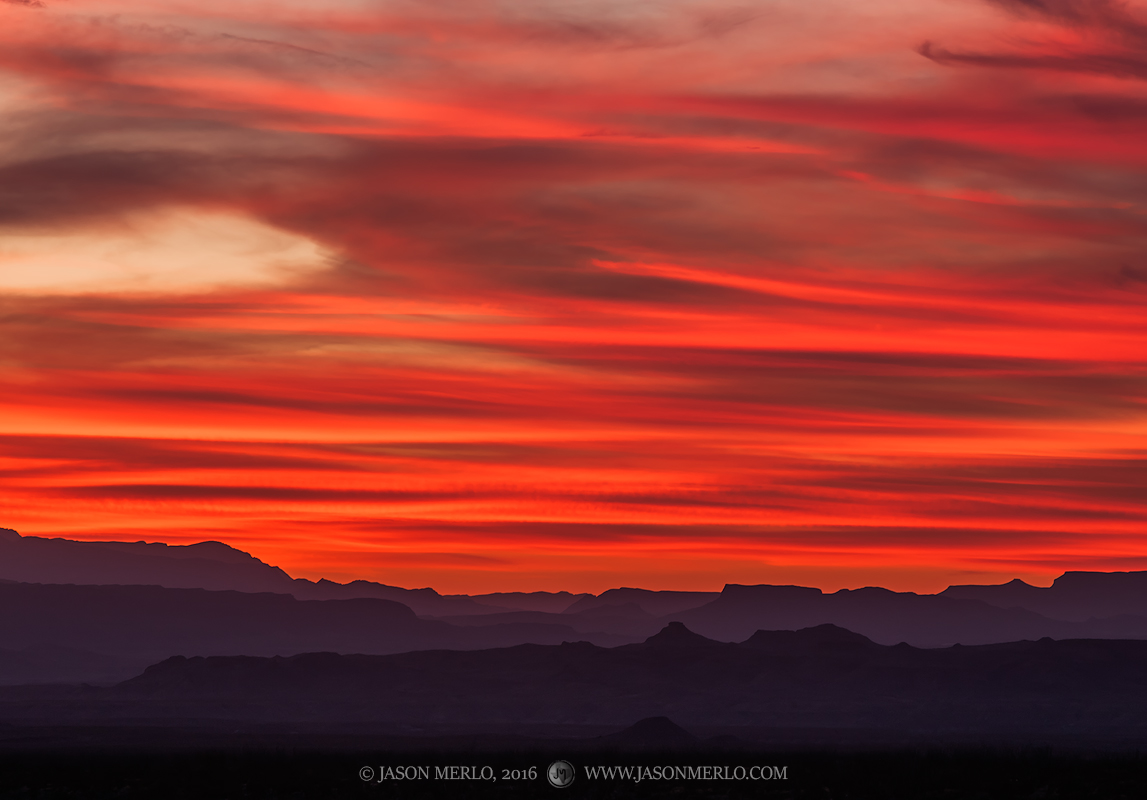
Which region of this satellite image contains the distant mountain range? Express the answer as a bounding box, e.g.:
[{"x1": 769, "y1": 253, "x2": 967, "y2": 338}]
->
[
  {"x1": 5, "y1": 622, "x2": 1147, "y2": 746},
  {"x1": 941, "y1": 573, "x2": 1147, "y2": 621},
  {"x1": 0, "y1": 579, "x2": 641, "y2": 650},
  {"x1": 0, "y1": 527, "x2": 573, "y2": 616},
  {"x1": 8, "y1": 526, "x2": 1147, "y2": 686}
]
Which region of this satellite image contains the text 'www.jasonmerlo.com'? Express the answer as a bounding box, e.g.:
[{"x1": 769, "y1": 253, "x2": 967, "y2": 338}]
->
[{"x1": 582, "y1": 764, "x2": 788, "y2": 783}]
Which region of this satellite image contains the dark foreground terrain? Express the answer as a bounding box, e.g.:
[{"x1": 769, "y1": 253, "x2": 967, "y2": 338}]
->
[
  {"x1": 8, "y1": 622, "x2": 1147, "y2": 744},
  {"x1": 3, "y1": 624, "x2": 1147, "y2": 797},
  {"x1": 8, "y1": 529, "x2": 1147, "y2": 796}
]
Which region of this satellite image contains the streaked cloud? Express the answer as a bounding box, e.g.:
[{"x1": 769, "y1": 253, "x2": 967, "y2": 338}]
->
[{"x1": 0, "y1": 0, "x2": 1145, "y2": 593}]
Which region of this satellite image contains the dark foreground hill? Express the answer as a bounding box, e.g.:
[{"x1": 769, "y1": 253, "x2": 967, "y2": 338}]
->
[{"x1": 7, "y1": 622, "x2": 1147, "y2": 747}]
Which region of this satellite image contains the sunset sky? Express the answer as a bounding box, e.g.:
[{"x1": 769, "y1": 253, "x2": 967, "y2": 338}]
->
[{"x1": 2, "y1": 0, "x2": 1146, "y2": 594}]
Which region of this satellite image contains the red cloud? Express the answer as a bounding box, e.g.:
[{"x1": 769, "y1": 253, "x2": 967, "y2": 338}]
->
[{"x1": 0, "y1": 0, "x2": 1145, "y2": 592}]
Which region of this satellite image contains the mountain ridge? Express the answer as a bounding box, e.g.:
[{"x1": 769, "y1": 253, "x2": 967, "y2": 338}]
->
[
  {"x1": 0, "y1": 529, "x2": 526, "y2": 617},
  {"x1": 8, "y1": 621, "x2": 1147, "y2": 745},
  {"x1": 9, "y1": 527, "x2": 1147, "y2": 677}
]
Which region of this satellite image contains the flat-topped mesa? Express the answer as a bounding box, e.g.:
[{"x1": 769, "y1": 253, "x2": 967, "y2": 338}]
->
[
  {"x1": 1054, "y1": 570, "x2": 1147, "y2": 593},
  {"x1": 717, "y1": 583, "x2": 824, "y2": 602}
]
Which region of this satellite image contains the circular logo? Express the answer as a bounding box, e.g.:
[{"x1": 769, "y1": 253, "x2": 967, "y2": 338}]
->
[{"x1": 546, "y1": 760, "x2": 575, "y2": 789}]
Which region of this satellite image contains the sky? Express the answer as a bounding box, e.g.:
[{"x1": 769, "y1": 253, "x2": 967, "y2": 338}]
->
[{"x1": 1, "y1": 0, "x2": 1146, "y2": 595}]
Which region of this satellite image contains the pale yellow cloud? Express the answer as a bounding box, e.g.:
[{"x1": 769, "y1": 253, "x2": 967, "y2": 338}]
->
[{"x1": 0, "y1": 210, "x2": 328, "y2": 294}]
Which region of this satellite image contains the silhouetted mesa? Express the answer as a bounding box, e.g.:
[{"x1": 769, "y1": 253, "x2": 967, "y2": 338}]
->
[{"x1": 670, "y1": 582, "x2": 1147, "y2": 647}]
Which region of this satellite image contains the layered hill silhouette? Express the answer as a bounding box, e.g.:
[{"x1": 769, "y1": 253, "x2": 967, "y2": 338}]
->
[
  {"x1": 941, "y1": 572, "x2": 1147, "y2": 621},
  {"x1": 666, "y1": 583, "x2": 1147, "y2": 647},
  {"x1": 6, "y1": 622, "x2": 1147, "y2": 745},
  {"x1": 0, "y1": 581, "x2": 636, "y2": 684},
  {"x1": 565, "y1": 588, "x2": 721, "y2": 616},
  {"x1": 0, "y1": 644, "x2": 143, "y2": 686},
  {"x1": 9, "y1": 526, "x2": 1147, "y2": 686}
]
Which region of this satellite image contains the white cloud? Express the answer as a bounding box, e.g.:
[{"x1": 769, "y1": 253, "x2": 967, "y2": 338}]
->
[{"x1": 0, "y1": 210, "x2": 329, "y2": 294}]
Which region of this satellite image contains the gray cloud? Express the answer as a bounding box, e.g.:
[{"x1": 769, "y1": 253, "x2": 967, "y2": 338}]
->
[{"x1": 919, "y1": 40, "x2": 1147, "y2": 80}]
